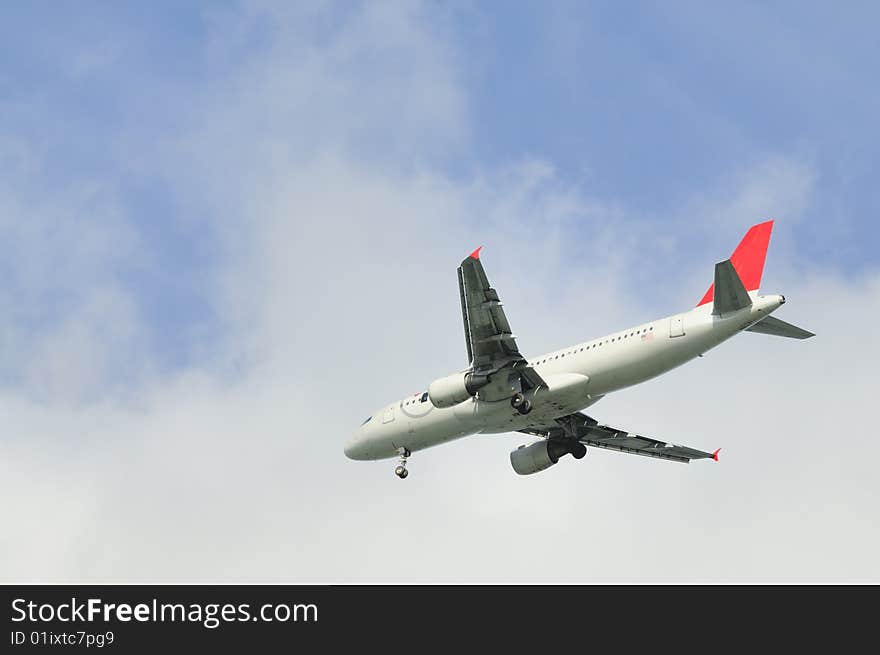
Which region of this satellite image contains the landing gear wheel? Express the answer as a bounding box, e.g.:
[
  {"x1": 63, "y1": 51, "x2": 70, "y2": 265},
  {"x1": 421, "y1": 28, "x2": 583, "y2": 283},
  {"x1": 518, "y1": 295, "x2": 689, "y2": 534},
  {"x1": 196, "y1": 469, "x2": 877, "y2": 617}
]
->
[
  {"x1": 517, "y1": 399, "x2": 532, "y2": 415},
  {"x1": 394, "y1": 447, "x2": 411, "y2": 479},
  {"x1": 571, "y1": 442, "x2": 587, "y2": 459},
  {"x1": 510, "y1": 393, "x2": 525, "y2": 409}
]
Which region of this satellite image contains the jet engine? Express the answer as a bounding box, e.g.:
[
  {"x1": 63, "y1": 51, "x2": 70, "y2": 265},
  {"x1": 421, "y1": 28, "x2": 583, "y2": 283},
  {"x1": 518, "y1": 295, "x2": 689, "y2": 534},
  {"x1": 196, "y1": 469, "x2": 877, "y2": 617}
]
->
[
  {"x1": 427, "y1": 371, "x2": 490, "y2": 408},
  {"x1": 510, "y1": 440, "x2": 586, "y2": 475}
]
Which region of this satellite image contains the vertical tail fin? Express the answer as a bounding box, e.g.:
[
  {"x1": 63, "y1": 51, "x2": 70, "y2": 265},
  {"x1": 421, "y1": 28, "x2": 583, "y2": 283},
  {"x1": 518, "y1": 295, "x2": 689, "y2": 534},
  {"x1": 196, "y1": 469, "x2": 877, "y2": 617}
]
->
[{"x1": 697, "y1": 220, "x2": 774, "y2": 307}]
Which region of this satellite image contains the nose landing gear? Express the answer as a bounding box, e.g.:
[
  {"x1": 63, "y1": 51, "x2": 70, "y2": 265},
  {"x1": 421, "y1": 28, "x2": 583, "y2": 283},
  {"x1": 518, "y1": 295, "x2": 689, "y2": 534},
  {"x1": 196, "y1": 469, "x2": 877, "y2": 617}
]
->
[{"x1": 395, "y1": 447, "x2": 411, "y2": 479}]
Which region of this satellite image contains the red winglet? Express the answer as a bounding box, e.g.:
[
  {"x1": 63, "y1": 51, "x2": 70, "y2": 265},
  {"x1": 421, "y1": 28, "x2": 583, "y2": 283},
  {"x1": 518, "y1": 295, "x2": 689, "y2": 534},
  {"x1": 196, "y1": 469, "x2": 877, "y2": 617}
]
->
[
  {"x1": 468, "y1": 246, "x2": 483, "y2": 260},
  {"x1": 712, "y1": 448, "x2": 721, "y2": 462}
]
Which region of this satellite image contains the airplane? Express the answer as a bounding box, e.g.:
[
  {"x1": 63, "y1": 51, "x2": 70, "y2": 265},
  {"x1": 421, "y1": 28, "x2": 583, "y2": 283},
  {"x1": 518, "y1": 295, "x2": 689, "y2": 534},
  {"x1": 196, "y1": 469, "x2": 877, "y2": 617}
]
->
[{"x1": 344, "y1": 220, "x2": 813, "y2": 478}]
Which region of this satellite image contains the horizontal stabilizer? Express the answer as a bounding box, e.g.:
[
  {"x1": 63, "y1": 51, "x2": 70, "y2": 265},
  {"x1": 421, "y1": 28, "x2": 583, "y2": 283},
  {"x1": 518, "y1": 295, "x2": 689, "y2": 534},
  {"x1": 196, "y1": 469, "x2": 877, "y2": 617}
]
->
[
  {"x1": 746, "y1": 315, "x2": 815, "y2": 339},
  {"x1": 712, "y1": 260, "x2": 752, "y2": 316}
]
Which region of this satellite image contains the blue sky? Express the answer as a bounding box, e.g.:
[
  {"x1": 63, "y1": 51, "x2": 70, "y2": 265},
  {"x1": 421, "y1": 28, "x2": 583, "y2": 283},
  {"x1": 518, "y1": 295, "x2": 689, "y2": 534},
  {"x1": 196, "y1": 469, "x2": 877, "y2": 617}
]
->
[
  {"x1": 2, "y1": 2, "x2": 879, "y2": 581},
  {"x1": 3, "y1": 1, "x2": 877, "y2": 382},
  {"x1": 459, "y1": 2, "x2": 878, "y2": 260}
]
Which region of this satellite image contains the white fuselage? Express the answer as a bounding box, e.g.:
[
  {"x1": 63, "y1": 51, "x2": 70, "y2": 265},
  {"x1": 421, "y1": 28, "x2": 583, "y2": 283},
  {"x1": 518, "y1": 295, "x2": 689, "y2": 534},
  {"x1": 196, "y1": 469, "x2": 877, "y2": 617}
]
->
[{"x1": 344, "y1": 294, "x2": 785, "y2": 461}]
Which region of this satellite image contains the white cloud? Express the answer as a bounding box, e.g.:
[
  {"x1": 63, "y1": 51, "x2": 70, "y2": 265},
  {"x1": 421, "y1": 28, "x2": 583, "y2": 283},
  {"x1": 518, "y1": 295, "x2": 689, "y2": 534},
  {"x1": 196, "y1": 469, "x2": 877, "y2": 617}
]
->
[
  {"x1": 1, "y1": 2, "x2": 877, "y2": 583},
  {"x1": 0, "y1": 139, "x2": 145, "y2": 403},
  {"x1": 690, "y1": 153, "x2": 816, "y2": 231}
]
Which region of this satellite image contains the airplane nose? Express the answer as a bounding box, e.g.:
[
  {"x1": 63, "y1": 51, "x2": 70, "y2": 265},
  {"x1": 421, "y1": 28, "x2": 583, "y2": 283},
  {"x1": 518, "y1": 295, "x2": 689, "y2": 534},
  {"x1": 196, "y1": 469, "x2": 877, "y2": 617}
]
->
[
  {"x1": 344, "y1": 435, "x2": 358, "y2": 459},
  {"x1": 344, "y1": 433, "x2": 368, "y2": 460}
]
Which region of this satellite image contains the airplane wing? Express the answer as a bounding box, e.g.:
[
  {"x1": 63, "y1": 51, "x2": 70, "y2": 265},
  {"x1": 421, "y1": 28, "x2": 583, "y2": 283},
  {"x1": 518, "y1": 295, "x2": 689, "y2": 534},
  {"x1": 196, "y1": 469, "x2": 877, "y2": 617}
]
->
[
  {"x1": 518, "y1": 412, "x2": 718, "y2": 464},
  {"x1": 458, "y1": 247, "x2": 545, "y2": 392}
]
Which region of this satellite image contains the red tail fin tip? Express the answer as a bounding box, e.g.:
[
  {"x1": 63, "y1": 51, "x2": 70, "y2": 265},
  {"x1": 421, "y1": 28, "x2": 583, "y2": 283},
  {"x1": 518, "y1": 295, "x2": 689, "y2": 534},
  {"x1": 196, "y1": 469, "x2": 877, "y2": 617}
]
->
[
  {"x1": 698, "y1": 220, "x2": 774, "y2": 307},
  {"x1": 712, "y1": 448, "x2": 721, "y2": 462},
  {"x1": 469, "y1": 246, "x2": 483, "y2": 260}
]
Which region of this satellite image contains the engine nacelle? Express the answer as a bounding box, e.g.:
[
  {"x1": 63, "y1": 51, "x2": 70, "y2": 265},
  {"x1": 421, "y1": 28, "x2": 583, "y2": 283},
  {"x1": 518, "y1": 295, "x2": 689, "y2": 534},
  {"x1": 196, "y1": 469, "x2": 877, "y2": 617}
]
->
[
  {"x1": 510, "y1": 440, "x2": 573, "y2": 475},
  {"x1": 428, "y1": 371, "x2": 490, "y2": 408}
]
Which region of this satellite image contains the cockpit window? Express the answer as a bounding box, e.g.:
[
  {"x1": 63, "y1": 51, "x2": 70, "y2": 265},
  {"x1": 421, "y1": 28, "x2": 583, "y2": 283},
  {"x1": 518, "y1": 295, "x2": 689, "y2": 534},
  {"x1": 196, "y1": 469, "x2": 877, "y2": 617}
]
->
[
  {"x1": 361, "y1": 416, "x2": 372, "y2": 425},
  {"x1": 420, "y1": 391, "x2": 428, "y2": 402}
]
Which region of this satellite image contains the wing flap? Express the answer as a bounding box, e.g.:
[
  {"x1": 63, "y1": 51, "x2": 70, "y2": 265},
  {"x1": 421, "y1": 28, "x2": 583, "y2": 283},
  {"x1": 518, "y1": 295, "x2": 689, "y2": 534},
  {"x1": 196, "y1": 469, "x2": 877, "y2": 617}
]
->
[
  {"x1": 519, "y1": 412, "x2": 717, "y2": 464},
  {"x1": 581, "y1": 425, "x2": 716, "y2": 464},
  {"x1": 584, "y1": 440, "x2": 692, "y2": 463},
  {"x1": 457, "y1": 266, "x2": 473, "y2": 364}
]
